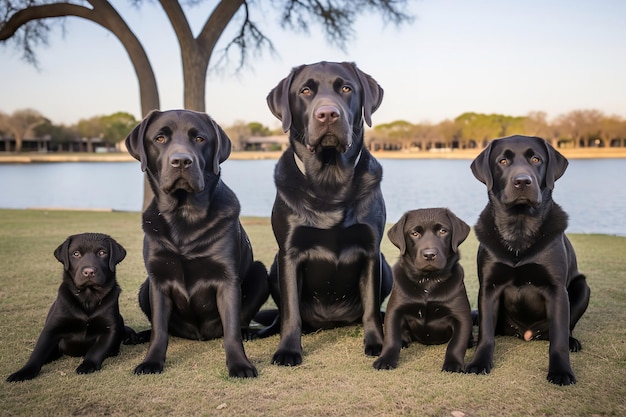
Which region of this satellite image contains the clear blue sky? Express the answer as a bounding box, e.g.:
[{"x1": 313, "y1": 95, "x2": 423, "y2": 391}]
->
[{"x1": 1, "y1": 0, "x2": 625, "y2": 131}]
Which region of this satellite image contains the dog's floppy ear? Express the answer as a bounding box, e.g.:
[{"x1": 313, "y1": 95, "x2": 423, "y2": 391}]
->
[
  {"x1": 107, "y1": 237, "x2": 127, "y2": 272},
  {"x1": 349, "y1": 62, "x2": 384, "y2": 127},
  {"x1": 53, "y1": 236, "x2": 72, "y2": 271},
  {"x1": 471, "y1": 139, "x2": 496, "y2": 191},
  {"x1": 207, "y1": 115, "x2": 232, "y2": 175},
  {"x1": 445, "y1": 209, "x2": 470, "y2": 253},
  {"x1": 387, "y1": 213, "x2": 408, "y2": 255},
  {"x1": 540, "y1": 137, "x2": 568, "y2": 190},
  {"x1": 267, "y1": 66, "x2": 301, "y2": 133},
  {"x1": 125, "y1": 110, "x2": 160, "y2": 172}
]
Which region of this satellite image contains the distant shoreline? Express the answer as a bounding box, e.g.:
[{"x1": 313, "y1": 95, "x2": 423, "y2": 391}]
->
[{"x1": 1, "y1": 147, "x2": 625, "y2": 163}]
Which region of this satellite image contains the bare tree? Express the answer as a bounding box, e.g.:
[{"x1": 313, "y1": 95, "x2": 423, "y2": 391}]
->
[
  {"x1": 1, "y1": 0, "x2": 413, "y2": 207},
  {"x1": 0, "y1": 108, "x2": 46, "y2": 151},
  {"x1": 555, "y1": 109, "x2": 604, "y2": 147},
  {"x1": 1, "y1": 0, "x2": 412, "y2": 114}
]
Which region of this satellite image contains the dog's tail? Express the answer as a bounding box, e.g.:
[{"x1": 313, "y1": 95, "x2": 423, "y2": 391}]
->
[
  {"x1": 123, "y1": 326, "x2": 151, "y2": 345},
  {"x1": 249, "y1": 309, "x2": 280, "y2": 339}
]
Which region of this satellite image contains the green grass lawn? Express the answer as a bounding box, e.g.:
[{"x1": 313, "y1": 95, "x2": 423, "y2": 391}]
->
[{"x1": 0, "y1": 209, "x2": 624, "y2": 416}]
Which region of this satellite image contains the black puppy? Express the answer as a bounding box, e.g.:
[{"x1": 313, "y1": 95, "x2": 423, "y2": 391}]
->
[
  {"x1": 374, "y1": 208, "x2": 472, "y2": 372},
  {"x1": 467, "y1": 135, "x2": 590, "y2": 385},
  {"x1": 263, "y1": 61, "x2": 393, "y2": 366},
  {"x1": 7, "y1": 233, "x2": 143, "y2": 382},
  {"x1": 125, "y1": 109, "x2": 269, "y2": 378}
]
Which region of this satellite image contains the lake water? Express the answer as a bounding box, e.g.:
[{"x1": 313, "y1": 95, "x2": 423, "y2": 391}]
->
[{"x1": 0, "y1": 158, "x2": 624, "y2": 236}]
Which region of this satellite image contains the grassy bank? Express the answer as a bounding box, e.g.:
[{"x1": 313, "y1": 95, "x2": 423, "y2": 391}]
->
[{"x1": 0, "y1": 209, "x2": 624, "y2": 416}]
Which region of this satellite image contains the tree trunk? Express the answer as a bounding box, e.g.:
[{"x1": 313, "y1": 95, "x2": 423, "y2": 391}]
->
[
  {"x1": 160, "y1": 0, "x2": 244, "y2": 111},
  {"x1": 14, "y1": 135, "x2": 23, "y2": 152}
]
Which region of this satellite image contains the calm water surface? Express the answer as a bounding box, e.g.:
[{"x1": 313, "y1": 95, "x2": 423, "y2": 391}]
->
[{"x1": 0, "y1": 158, "x2": 624, "y2": 236}]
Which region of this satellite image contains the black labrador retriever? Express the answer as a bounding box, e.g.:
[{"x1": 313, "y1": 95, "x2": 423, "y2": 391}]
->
[
  {"x1": 467, "y1": 135, "x2": 590, "y2": 385},
  {"x1": 125, "y1": 109, "x2": 269, "y2": 378},
  {"x1": 264, "y1": 61, "x2": 393, "y2": 366},
  {"x1": 374, "y1": 208, "x2": 472, "y2": 372},
  {"x1": 7, "y1": 233, "x2": 145, "y2": 382}
]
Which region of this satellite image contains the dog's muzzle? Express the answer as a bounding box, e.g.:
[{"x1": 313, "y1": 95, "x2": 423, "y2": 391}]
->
[
  {"x1": 306, "y1": 104, "x2": 352, "y2": 153},
  {"x1": 161, "y1": 151, "x2": 205, "y2": 193}
]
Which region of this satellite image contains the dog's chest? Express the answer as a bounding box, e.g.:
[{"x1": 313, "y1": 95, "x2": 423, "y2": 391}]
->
[
  {"x1": 148, "y1": 251, "x2": 227, "y2": 293},
  {"x1": 288, "y1": 223, "x2": 376, "y2": 259},
  {"x1": 487, "y1": 261, "x2": 552, "y2": 288},
  {"x1": 403, "y1": 301, "x2": 455, "y2": 345}
]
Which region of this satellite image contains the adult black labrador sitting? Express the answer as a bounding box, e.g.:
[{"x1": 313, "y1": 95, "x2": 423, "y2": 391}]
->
[
  {"x1": 467, "y1": 135, "x2": 590, "y2": 385},
  {"x1": 264, "y1": 61, "x2": 393, "y2": 366},
  {"x1": 125, "y1": 109, "x2": 269, "y2": 378},
  {"x1": 7, "y1": 233, "x2": 145, "y2": 382},
  {"x1": 374, "y1": 208, "x2": 473, "y2": 372}
]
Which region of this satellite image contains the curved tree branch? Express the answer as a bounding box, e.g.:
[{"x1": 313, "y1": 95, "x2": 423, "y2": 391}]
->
[{"x1": 0, "y1": 1, "x2": 159, "y2": 116}]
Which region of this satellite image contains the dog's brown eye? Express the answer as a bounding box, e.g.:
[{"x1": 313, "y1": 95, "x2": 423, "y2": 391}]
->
[
  {"x1": 300, "y1": 87, "x2": 311, "y2": 96},
  {"x1": 531, "y1": 156, "x2": 541, "y2": 164},
  {"x1": 341, "y1": 85, "x2": 351, "y2": 93},
  {"x1": 410, "y1": 231, "x2": 421, "y2": 238},
  {"x1": 97, "y1": 250, "x2": 107, "y2": 257},
  {"x1": 498, "y1": 158, "x2": 508, "y2": 166},
  {"x1": 195, "y1": 136, "x2": 204, "y2": 143},
  {"x1": 439, "y1": 229, "x2": 448, "y2": 236},
  {"x1": 72, "y1": 251, "x2": 81, "y2": 258},
  {"x1": 155, "y1": 135, "x2": 166, "y2": 144}
]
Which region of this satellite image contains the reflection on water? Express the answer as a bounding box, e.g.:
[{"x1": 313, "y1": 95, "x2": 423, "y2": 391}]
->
[{"x1": 0, "y1": 158, "x2": 624, "y2": 235}]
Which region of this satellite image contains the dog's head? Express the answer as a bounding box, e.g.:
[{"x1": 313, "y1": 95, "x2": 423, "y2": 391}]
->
[
  {"x1": 471, "y1": 135, "x2": 568, "y2": 210},
  {"x1": 267, "y1": 61, "x2": 383, "y2": 159},
  {"x1": 125, "y1": 109, "x2": 232, "y2": 197},
  {"x1": 388, "y1": 208, "x2": 470, "y2": 273},
  {"x1": 54, "y1": 233, "x2": 126, "y2": 292}
]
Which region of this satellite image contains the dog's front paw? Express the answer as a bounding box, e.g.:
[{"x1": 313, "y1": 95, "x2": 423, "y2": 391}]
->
[
  {"x1": 271, "y1": 349, "x2": 302, "y2": 366},
  {"x1": 134, "y1": 361, "x2": 164, "y2": 375},
  {"x1": 7, "y1": 366, "x2": 40, "y2": 382},
  {"x1": 569, "y1": 336, "x2": 583, "y2": 352},
  {"x1": 228, "y1": 361, "x2": 258, "y2": 378},
  {"x1": 441, "y1": 360, "x2": 465, "y2": 373},
  {"x1": 373, "y1": 356, "x2": 397, "y2": 370},
  {"x1": 364, "y1": 342, "x2": 383, "y2": 357},
  {"x1": 76, "y1": 360, "x2": 100, "y2": 374},
  {"x1": 547, "y1": 369, "x2": 576, "y2": 386},
  {"x1": 465, "y1": 358, "x2": 492, "y2": 375}
]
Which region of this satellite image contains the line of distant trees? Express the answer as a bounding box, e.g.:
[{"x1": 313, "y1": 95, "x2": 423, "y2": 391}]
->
[
  {"x1": 0, "y1": 109, "x2": 139, "y2": 152},
  {"x1": 1, "y1": 107, "x2": 625, "y2": 153},
  {"x1": 366, "y1": 110, "x2": 626, "y2": 151}
]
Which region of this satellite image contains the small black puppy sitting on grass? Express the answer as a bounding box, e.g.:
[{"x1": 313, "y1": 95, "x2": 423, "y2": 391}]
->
[
  {"x1": 374, "y1": 208, "x2": 473, "y2": 372},
  {"x1": 7, "y1": 233, "x2": 146, "y2": 382}
]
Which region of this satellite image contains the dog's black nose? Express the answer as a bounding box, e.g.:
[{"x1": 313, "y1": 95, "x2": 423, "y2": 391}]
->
[
  {"x1": 315, "y1": 105, "x2": 340, "y2": 124},
  {"x1": 170, "y1": 153, "x2": 193, "y2": 169},
  {"x1": 82, "y1": 267, "x2": 96, "y2": 278},
  {"x1": 513, "y1": 174, "x2": 532, "y2": 189},
  {"x1": 422, "y1": 249, "x2": 437, "y2": 261}
]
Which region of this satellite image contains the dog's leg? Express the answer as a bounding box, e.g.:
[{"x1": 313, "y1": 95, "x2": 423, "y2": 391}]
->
[
  {"x1": 442, "y1": 306, "x2": 472, "y2": 373},
  {"x1": 217, "y1": 281, "x2": 258, "y2": 378},
  {"x1": 240, "y1": 261, "x2": 270, "y2": 327},
  {"x1": 272, "y1": 252, "x2": 303, "y2": 366},
  {"x1": 372, "y1": 295, "x2": 403, "y2": 370},
  {"x1": 134, "y1": 279, "x2": 171, "y2": 374},
  {"x1": 466, "y1": 284, "x2": 501, "y2": 375},
  {"x1": 567, "y1": 274, "x2": 590, "y2": 352},
  {"x1": 76, "y1": 324, "x2": 122, "y2": 374},
  {"x1": 360, "y1": 253, "x2": 385, "y2": 356},
  {"x1": 6, "y1": 327, "x2": 61, "y2": 382},
  {"x1": 546, "y1": 286, "x2": 577, "y2": 385}
]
